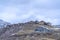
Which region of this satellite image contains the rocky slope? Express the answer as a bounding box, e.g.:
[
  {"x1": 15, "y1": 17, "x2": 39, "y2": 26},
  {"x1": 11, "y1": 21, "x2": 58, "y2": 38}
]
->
[{"x1": 0, "y1": 21, "x2": 60, "y2": 40}]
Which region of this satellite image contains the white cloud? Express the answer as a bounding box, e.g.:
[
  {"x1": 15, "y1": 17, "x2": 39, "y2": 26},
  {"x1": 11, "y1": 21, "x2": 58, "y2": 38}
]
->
[{"x1": 0, "y1": 0, "x2": 60, "y2": 25}]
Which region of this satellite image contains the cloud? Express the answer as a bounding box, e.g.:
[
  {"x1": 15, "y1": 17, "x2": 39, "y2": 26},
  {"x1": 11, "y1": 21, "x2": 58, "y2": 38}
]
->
[{"x1": 0, "y1": 0, "x2": 60, "y2": 25}]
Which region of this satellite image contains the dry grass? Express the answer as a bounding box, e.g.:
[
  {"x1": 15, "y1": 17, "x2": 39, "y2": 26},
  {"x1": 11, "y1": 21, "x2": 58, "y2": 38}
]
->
[{"x1": 16, "y1": 30, "x2": 34, "y2": 35}]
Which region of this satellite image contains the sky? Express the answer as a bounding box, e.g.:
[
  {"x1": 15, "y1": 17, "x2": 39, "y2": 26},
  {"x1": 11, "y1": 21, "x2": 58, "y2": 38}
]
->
[{"x1": 0, "y1": 0, "x2": 60, "y2": 25}]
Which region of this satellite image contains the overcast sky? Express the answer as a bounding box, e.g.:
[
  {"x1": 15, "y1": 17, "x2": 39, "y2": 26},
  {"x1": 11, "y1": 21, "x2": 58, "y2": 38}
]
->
[{"x1": 0, "y1": 0, "x2": 60, "y2": 25}]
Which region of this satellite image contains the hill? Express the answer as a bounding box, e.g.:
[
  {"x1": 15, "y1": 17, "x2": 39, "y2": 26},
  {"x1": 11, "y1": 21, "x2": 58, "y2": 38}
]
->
[{"x1": 0, "y1": 21, "x2": 60, "y2": 40}]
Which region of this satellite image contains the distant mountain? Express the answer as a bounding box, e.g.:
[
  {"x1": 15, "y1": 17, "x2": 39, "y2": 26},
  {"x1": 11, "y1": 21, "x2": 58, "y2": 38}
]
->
[
  {"x1": 0, "y1": 19, "x2": 10, "y2": 28},
  {"x1": 53, "y1": 25, "x2": 60, "y2": 28}
]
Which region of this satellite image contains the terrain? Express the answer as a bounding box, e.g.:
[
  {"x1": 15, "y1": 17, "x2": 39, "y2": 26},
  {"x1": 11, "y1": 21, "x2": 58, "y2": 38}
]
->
[{"x1": 0, "y1": 21, "x2": 60, "y2": 40}]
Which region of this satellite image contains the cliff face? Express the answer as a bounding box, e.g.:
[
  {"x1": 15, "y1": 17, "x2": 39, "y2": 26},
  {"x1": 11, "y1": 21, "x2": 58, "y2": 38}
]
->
[{"x1": 0, "y1": 21, "x2": 59, "y2": 40}]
